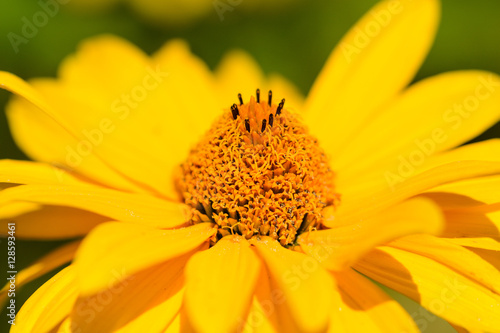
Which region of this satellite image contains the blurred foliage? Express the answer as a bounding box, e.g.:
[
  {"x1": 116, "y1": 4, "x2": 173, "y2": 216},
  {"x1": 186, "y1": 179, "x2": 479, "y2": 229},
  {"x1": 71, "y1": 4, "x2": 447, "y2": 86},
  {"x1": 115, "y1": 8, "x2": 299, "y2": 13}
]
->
[{"x1": 0, "y1": 0, "x2": 499, "y2": 332}]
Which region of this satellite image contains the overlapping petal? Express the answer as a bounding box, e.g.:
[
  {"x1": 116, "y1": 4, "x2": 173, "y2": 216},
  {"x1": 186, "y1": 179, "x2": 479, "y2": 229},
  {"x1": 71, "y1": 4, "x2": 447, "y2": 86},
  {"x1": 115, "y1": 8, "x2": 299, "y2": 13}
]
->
[
  {"x1": 356, "y1": 246, "x2": 500, "y2": 331},
  {"x1": 329, "y1": 269, "x2": 419, "y2": 333},
  {"x1": 336, "y1": 160, "x2": 500, "y2": 225},
  {"x1": 74, "y1": 222, "x2": 215, "y2": 295},
  {"x1": 11, "y1": 266, "x2": 78, "y2": 333},
  {"x1": 335, "y1": 72, "x2": 500, "y2": 186},
  {"x1": 0, "y1": 184, "x2": 189, "y2": 228},
  {"x1": 306, "y1": 0, "x2": 440, "y2": 157},
  {"x1": 69, "y1": 253, "x2": 190, "y2": 332},
  {"x1": 299, "y1": 198, "x2": 443, "y2": 270},
  {"x1": 185, "y1": 235, "x2": 261, "y2": 333},
  {"x1": 250, "y1": 237, "x2": 333, "y2": 332}
]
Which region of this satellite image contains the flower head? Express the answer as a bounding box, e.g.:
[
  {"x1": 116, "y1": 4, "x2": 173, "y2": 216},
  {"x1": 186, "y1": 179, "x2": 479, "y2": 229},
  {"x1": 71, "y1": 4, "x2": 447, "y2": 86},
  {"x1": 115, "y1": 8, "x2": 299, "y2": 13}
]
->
[{"x1": 2, "y1": 0, "x2": 500, "y2": 332}]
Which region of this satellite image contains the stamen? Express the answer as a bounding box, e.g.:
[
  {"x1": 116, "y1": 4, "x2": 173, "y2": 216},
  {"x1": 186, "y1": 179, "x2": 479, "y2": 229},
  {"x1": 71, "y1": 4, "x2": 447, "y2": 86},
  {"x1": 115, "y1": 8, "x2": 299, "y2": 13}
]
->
[
  {"x1": 238, "y1": 93, "x2": 243, "y2": 106},
  {"x1": 245, "y1": 119, "x2": 251, "y2": 132},
  {"x1": 269, "y1": 113, "x2": 274, "y2": 127},
  {"x1": 231, "y1": 104, "x2": 239, "y2": 119},
  {"x1": 276, "y1": 99, "x2": 285, "y2": 115},
  {"x1": 268, "y1": 90, "x2": 272, "y2": 107},
  {"x1": 261, "y1": 119, "x2": 267, "y2": 132},
  {"x1": 256, "y1": 89, "x2": 260, "y2": 103}
]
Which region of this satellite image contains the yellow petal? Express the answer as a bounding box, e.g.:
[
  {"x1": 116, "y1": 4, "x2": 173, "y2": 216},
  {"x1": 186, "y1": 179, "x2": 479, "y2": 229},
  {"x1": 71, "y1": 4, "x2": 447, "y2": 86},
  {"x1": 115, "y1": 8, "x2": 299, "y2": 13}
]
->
[
  {"x1": 185, "y1": 235, "x2": 261, "y2": 333},
  {"x1": 356, "y1": 246, "x2": 500, "y2": 332},
  {"x1": 0, "y1": 204, "x2": 108, "y2": 239},
  {"x1": 0, "y1": 184, "x2": 189, "y2": 228},
  {"x1": 11, "y1": 266, "x2": 78, "y2": 333},
  {"x1": 306, "y1": 0, "x2": 439, "y2": 157},
  {"x1": 0, "y1": 159, "x2": 95, "y2": 187},
  {"x1": 74, "y1": 222, "x2": 215, "y2": 295},
  {"x1": 215, "y1": 50, "x2": 304, "y2": 112},
  {"x1": 424, "y1": 176, "x2": 500, "y2": 209},
  {"x1": 440, "y1": 208, "x2": 500, "y2": 244},
  {"x1": 3, "y1": 35, "x2": 219, "y2": 199},
  {"x1": 250, "y1": 237, "x2": 333, "y2": 332},
  {"x1": 299, "y1": 198, "x2": 443, "y2": 270},
  {"x1": 0, "y1": 240, "x2": 79, "y2": 304},
  {"x1": 1, "y1": 71, "x2": 148, "y2": 194},
  {"x1": 389, "y1": 234, "x2": 500, "y2": 294},
  {"x1": 239, "y1": 297, "x2": 278, "y2": 333},
  {"x1": 347, "y1": 138, "x2": 500, "y2": 201},
  {"x1": 329, "y1": 269, "x2": 418, "y2": 333},
  {"x1": 335, "y1": 72, "x2": 500, "y2": 183},
  {"x1": 336, "y1": 160, "x2": 500, "y2": 226},
  {"x1": 69, "y1": 253, "x2": 190, "y2": 332},
  {"x1": 444, "y1": 237, "x2": 500, "y2": 251}
]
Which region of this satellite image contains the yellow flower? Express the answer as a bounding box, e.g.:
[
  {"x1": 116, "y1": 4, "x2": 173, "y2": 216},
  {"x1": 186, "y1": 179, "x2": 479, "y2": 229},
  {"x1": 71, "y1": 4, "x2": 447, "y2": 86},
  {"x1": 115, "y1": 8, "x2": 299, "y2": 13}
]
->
[
  {"x1": 67, "y1": 0, "x2": 299, "y2": 27},
  {"x1": 2, "y1": 0, "x2": 500, "y2": 332}
]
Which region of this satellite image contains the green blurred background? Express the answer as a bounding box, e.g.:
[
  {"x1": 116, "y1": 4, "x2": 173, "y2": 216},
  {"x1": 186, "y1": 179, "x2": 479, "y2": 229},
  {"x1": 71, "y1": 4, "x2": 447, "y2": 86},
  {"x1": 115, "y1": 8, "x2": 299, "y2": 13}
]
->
[{"x1": 0, "y1": 0, "x2": 499, "y2": 332}]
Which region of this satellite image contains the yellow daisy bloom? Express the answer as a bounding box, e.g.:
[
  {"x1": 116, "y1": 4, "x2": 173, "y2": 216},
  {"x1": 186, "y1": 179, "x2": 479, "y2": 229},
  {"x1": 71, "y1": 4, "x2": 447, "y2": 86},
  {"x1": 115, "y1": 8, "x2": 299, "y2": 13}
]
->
[{"x1": 2, "y1": 0, "x2": 500, "y2": 332}]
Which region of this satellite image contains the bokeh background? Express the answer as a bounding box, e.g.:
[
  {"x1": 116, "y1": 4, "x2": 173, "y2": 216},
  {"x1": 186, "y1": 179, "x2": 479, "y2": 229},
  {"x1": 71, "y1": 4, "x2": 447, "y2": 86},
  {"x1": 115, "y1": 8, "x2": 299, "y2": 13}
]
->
[{"x1": 0, "y1": 0, "x2": 499, "y2": 332}]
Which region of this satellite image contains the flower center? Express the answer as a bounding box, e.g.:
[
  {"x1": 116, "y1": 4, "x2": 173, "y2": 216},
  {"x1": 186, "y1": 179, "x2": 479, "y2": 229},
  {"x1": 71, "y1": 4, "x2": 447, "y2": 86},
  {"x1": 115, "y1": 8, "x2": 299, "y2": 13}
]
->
[{"x1": 177, "y1": 90, "x2": 339, "y2": 246}]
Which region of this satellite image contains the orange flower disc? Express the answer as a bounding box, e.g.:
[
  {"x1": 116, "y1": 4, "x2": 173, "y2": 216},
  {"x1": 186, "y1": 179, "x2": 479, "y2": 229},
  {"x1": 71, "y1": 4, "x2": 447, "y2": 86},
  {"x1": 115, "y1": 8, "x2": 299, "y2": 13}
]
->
[{"x1": 178, "y1": 90, "x2": 339, "y2": 246}]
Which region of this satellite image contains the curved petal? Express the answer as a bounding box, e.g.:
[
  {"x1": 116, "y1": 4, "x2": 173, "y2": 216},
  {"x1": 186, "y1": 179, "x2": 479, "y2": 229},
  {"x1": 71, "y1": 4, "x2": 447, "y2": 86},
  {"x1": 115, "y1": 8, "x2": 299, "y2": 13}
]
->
[
  {"x1": 306, "y1": 0, "x2": 440, "y2": 157},
  {"x1": 69, "y1": 253, "x2": 190, "y2": 332},
  {"x1": 1, "y1": 71, "x2": 149, "y2": 194},
  {"x1": 0, "y1": 240, "x2": 79, "y2": 304},
  {"x1": 335, "y1": 72, "x2": 500, "y2": 182},
  {"x1": 335, "y1": 160, "x2": 500, "y2": 226},
  {"x1": 329, "y1": 269, "x2": 419, "y2": 333},
  {"x1": 185, "y1": 235, "x2": 261, "y2": 333},
  {"x1": 250, "y1": 237, "x2": 333, "y2": 332},
  {"x1": 424, "y1": 176, "x2": 500, "y2": 209},
  {"x1": 3, "y1": 35, "x2": 221, "y2": 199},
  {"x1": 0, "y1": 204, "x2": 108, "y2": 239},
  {"x1": 74, "y1": 222, "x2": 215, "y2": 295},
  {"x1": 0, "y1": 159, "x2": 95, "y2": 187},
  {"x1": 299, "y1": 198, "x2": 443, "y2": 270},
  {"x1": 11, "y1": 266, "x2": 78, "y2": 333},
  {"x1": 389, "y1": 234, "x2": 500, "y2": 294},
  {"x1": 444, "y1": 238, "x2": 500, "y2": 251},
  {"x1": 439, "y1": 208, "x2": 500, "y2": 243},
  {"x1": 0, "y1": 184, "x2": 189, "y2": 228},
  {"x1": 356, "y1": 246, "x2": 500, "y2": 332}
]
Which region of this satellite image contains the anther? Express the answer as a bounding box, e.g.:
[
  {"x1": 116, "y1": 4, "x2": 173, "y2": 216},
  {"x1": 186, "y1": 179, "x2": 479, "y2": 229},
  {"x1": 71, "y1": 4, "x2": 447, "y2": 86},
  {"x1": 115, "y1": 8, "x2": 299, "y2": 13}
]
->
[
  {"x1": 231, "y1": 104, "x2": 239, "y2": 119},
  {"x1": 256, "y1": 89, "x2": 260, "y2": 103},
  {"x1": 269, "y1": 113, "x2": 274, "y2": 127},
  {"x1": 276, "y1": 99, "x2": 285, "y2": 115},
  {"x1": 238, "y1": 93, "x2": 243, "y2": 106},
  {"x1": 261, "y1": 119, "x2": 267, "y2": 132},
  {"x1": 245, "y1": 119, "x2": 251, "y2": 132},
  {"x1": 268, "y1": 90, "x2": 272, "y2": 107}
]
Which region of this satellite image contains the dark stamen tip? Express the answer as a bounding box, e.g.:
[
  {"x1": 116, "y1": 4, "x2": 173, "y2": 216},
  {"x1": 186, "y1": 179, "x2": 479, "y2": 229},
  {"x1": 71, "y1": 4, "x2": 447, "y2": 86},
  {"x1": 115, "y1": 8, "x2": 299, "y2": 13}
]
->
[
  {"x1": 245, "y1": 119, "x2": 251, "y2": 132},
  {"x1": 269, "y1": 113, "x2": 274, "y2": 127},
  {"x1": 231, "y1": 104, "x2": 239, "y2": 119},
  {"x1": 261, "y1": 119, "x2": 267, "y2": 132},
  {"x1": 268, "y1": 90, "x2": 272, "y2": 107},
  {"x1": 276, "y1": 100, "x2": 284, "y2": 115},
  {"x1": 256, "y1": 89, "x2": 260, "y2": 103},
  {"x1": 238, "y1": 93, "x2": 243, "y2": 105}
]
